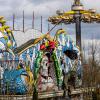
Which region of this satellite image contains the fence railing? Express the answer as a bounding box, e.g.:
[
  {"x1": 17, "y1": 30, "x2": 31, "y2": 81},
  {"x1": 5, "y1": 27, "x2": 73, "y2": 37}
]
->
[{"x1": 0, "y1": 86, "x2": 100, "y2": 100}]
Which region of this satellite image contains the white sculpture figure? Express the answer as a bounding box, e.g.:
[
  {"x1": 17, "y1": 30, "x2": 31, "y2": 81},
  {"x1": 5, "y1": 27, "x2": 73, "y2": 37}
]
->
[
  {"x1": 19, "y1": 54, "x2": 23, "y2": 61},
  {"x1": 38, "y1": 55, "x2": 55, "y2": 92},
  {"x1": 0, "y1": 53, "x2": 3, "y2": 60},
  {"x1": 60, "y1": 33, "x2": 66, "y2": 46},
  {"x1": 26, "y1": 54, "x2": 31, "y2": 65},
  {"x1": 57, "y1": 35, "x2": 63, "y2": 59},
  {"x1": 76, "y1": 58, "x2": 82, "y2": 86},
  {"x1": 0, "y1": 42, "x2": 5, "y2": 50},
  {"x1": 41, "y1": 55, "x2": 49, "y2": 77},
  {"x1": 0, "y1": 65, "x2": 4, "y2": 79},
  {"x1": 31, "y1": 47, "x2": 36, "y2": 70}
]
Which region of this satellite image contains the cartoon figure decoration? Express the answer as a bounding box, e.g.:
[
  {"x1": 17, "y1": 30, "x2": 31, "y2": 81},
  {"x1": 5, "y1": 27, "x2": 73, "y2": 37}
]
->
[
  {"x1": 2, "y1": 67, "x2": 33, "y2": 94},
  {"x1": 0, "y1": 16, "x2": 16, "y2": 60},
  {"x1": 1, "y1": 60, "x2": 34, "y2": 95},
  {"x1": 0, "y1": 16, "x2": 34, "y2": 95},
  {"x1": 33, "y1": 28, "x2": 82, "y2": 93},
  {"x1": 33, "y1": 30, "x2": 66, "y2": 93},
  {"x1": 62, "y1": 37, "x2": 80, "y2": 60},
  {"x1": 58, "y1": 32, "x2": 82, "y2": 88},
  {"x1": 0, "y1": 15, "x2": 82, "y2": 95},
  {"x1": 37, "y1": 55, "x2": 55, "y2": 92}
]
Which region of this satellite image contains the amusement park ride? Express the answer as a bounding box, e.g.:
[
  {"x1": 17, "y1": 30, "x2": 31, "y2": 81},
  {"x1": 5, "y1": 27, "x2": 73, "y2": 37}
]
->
[
  {"x1": 0, "y1": 0, "x2": 100, "y2": 100},
  {"x1": 48, "y1": 0, "x2": 100, "y2": 50}
]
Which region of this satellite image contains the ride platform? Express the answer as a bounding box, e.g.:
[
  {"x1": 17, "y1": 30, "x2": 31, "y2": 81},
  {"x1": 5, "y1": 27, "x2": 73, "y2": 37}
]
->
[{"x1": 0, "y1": 87, "x2": 98, "y2": 100}]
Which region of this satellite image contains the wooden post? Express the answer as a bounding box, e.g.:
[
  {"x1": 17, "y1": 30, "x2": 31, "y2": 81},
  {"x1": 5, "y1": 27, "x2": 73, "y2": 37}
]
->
[{"x1": 23, "y1": 10, "x2": 25, "y2": 32}]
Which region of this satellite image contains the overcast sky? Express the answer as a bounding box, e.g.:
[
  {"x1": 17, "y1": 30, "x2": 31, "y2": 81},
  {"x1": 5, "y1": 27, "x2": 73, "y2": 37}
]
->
[
  {"x1": 1, "y1": 0, "x2": 100, "y2": 18},
  {"x1": 0, "y1": 0, "x2": 100, "y2": 41}
]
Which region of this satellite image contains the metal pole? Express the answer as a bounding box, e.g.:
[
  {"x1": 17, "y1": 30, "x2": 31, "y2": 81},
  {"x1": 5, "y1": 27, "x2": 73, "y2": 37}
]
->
[
  {"x1": 72, "y1": 0, "x2": 83, "y2": 51},
  {"x1": 75, "y1": 12, "x2": 81, "y2": 51},
  {"x1": 23, "y1": 10, "x2": 25, "y2": 32},
  {"x1": 32, "y1": 11, "x2": 34, "y2": 29},
  {"x1": 13, "y1": 13, "x2": 15, "y2": 30},
  {"x1": 41, "y1": 16, "x2": 43, "y2": 33},
  {"x1": 48, "y1": 22, "x2": 50, "y2": 31}
]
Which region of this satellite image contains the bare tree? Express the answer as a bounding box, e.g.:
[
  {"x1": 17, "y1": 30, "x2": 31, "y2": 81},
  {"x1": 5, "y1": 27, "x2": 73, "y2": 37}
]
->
[{"x1": 83, "y1": 39, "x2": 100, "y2": 87}]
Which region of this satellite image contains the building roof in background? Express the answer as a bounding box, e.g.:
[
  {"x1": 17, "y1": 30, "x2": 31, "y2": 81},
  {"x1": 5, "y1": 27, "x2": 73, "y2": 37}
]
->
[{"x1": 13, "y1": 29, "x2": 43, "y2": 47}]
